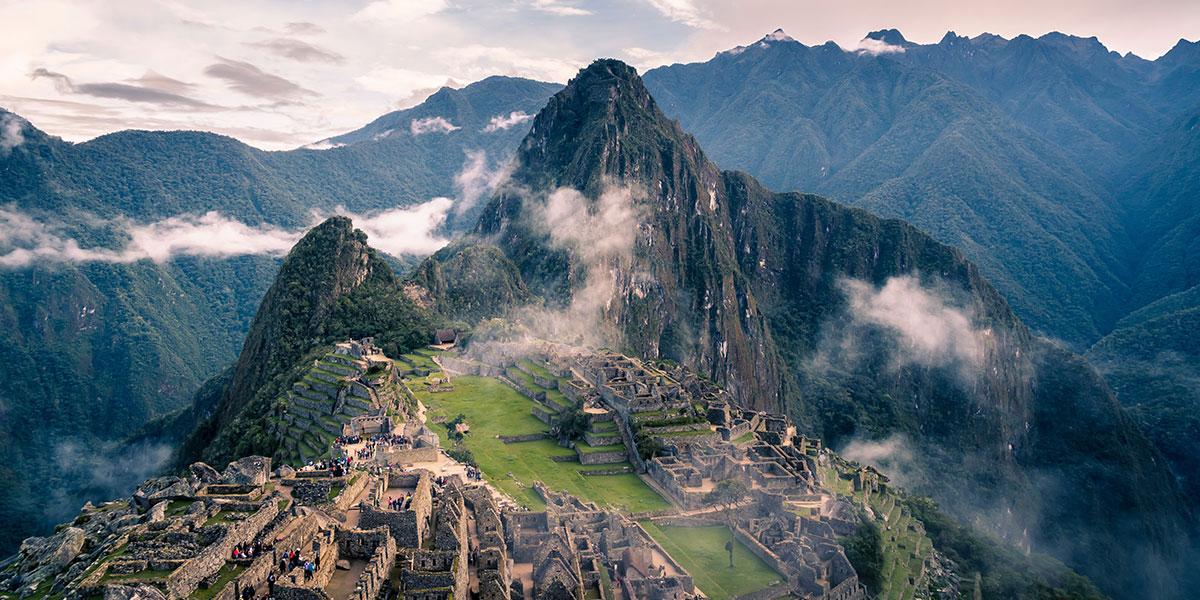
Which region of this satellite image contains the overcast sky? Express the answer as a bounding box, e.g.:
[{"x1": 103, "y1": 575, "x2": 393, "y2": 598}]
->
[{"x1": 2, "y1": 0, "x2": 1197, "y2": 150}]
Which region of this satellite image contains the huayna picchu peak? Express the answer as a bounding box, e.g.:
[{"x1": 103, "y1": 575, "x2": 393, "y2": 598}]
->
[{"x1": 4, "y1": 16, "x2": 1200, "y2": 600}]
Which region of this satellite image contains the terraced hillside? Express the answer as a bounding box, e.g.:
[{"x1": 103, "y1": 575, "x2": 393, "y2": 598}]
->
[{"x1": 269, "y1": 341, "x2": 409, "y2": 465}]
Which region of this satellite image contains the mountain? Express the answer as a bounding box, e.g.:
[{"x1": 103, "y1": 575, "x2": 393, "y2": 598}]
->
[
  {"x1": 1, "y1": 76, "x2": 559, "y2": 229},
  {"x1": 0, "y1": 75, "x2": 557, "y2": 554},
  {"x1": 174, "y1": 216, "x2": 435, "y2": 469},
  {"x1": 433, "y1": 59, "x2": 1196, "y2": 600},
  {"x1": 1117, "y1": 100, "x2": 1200, "y2": 309},
  {"x1": 0, "y1": 254, "x2": 280, "y2": 554},
  {"x1": 1086, "y1": 284, "x2": 1200, "y2": 502},
  {"x1": 641, "y1": 32, "x2": 1134, "y2": 347}
]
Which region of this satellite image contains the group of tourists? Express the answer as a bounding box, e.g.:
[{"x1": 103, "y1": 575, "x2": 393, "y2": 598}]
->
[
  {"x1": 230, "y1": 541, "x2": 271, "y2": 560},
  {"x1": 385, "y1": 494, "x2": 414, "y2": 511},
  {"x1": 298, "y1": 457, "x2": 351, "y2": 477},
  {"x1": 464, "y1": 465, "x2": 482, "y2": 481},
  {"x1": 279, "y1": 547, "x2": 318, "y2": 578}
]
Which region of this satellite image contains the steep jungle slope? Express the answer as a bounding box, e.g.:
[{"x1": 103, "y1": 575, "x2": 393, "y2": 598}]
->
[{"x1": 175, "y1": 217, "x2": 435, "y2": 469}]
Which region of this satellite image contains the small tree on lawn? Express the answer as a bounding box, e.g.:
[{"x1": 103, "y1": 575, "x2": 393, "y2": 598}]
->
[{"x1": 704, "y1": 478, "x2": 747, "y2": 567}]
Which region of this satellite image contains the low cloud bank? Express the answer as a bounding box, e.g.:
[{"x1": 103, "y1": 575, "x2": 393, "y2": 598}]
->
[
  {"x1": 852, "y1": 38, "x2": 905, "y2": 56},
  {"x1": 332, "y1": 198, "x2": 453, "y2": 256},
  {"x1": 410, "y1": 116, "x2": 459, "y2": 135},
  {"x1": 482, "y1": 111, "x2": 532, "y2": 132},
  {"x1": 843, "y1": 276, "x2": 984, "y2": 369},
  {"x1": 0, "y1": 198, "x2": 457, "y2": 269}
]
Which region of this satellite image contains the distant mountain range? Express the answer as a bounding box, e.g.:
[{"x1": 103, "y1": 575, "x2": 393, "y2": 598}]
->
[{"x1": 1, "y1": 29, "x2": 1199, "y2": 599}]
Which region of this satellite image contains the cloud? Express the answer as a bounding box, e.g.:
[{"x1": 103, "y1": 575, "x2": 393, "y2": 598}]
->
[
  {"x1": 131, "y1": 70, "x2": 195, "y2": 94},
  {"x1": 0, "y1": 199, "x2": 460, "y2": 268},
  {"x1": 30, "y1": 68, "x2": 214, "y2": 108},
  {"x1": 482, "y1": 110, "x2": 533, "y2": 132},
  {"x1": 0, "y1": 209, "x2": 300, "y2": 267},
  {"x1": 841, "y1": 276, "x2": 984, "y2": 369},
  {"x1": 352, "y1": 0, "x2": 449, "y2": 22},
  {"x1": 46, "y1": 438, "x2": 173, "y2": 530},
  {"x1": 839, "y1": 433, "x2": 921, "y2": 489},
  {"x1": 333, "y1": 198, "x2": 454, "y2": 256},
  {"x1": 410, "y1": 116, "x2": 459, "y2": 135},
  {"x1": 852, "y1": 38, "x2": 906, "y2": 56},
  {"x1": 203, "y1": 57, "x2": 316, "y2": 100},
  {"x1": 511, "y1": 184, "x2": 644, "y2": 346},
  {"x1": 641, "y1": 0, "x2": 720, "y2": 29},
  {"x1": 301, "y1": 139, "x2": 346, "y2": 150},
  {"x1": 123, "y1": 212, "x2": 300, "y2": 261},
  {"x1": 524, "y1": 0, "x2": 592, "y2": 16},
  {"x1": 248, "y1": 38, "x2": 345, "y2": 64},
  {"x1": 283, "y1": 22, "x2": 325, "y2": 35},
  {"x1": 453, "y1": 150, "x2": 509, "y2": 215},
  {"x1": 0, "y1": 114, "x2": 25, "y2": 154}
]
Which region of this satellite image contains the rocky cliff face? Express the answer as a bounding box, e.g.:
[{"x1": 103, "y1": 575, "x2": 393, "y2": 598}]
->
[
  {"x1": 459, "y1": 59, "x2": 1196, "y2": 599},
  {"x1": 474, "y1": 59, "x2": 785, "y2": 410}
]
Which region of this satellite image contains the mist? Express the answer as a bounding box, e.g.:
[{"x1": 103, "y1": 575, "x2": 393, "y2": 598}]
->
[
  {"x1": 505, "y1": 184, "x2": 644, "y2": 347},
  {"x1": 44, "y1": 438, "x2": 173, "y2": 525},
  {"x1": 0, "y1": 114, "x2": 24, "y2": 154},
  {"x1": 810, "y1": 275, "x2": 989, "y2": 385},
  {"x1": 0, "y1": 198, "x2": 460, "y2": 268}
]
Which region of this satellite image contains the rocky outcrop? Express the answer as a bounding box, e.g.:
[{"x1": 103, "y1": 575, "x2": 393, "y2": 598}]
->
[
  {"x1": 222, "y1": 457, "x2": 271, "y2": 486},
  {"x1": 104, "y1": 584, "x2": 167, "y2": 600},
  {"x1": 189, "y1": 463, "x2": 221, "y2": 485}
]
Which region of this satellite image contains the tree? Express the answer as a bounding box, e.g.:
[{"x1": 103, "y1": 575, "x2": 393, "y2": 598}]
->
[
  {"x1": 555, "y1": 401, "x2": 589, "y2": 443},
  {"x1": 703, "y1": 479, "x2": 747, "y2": 567}
]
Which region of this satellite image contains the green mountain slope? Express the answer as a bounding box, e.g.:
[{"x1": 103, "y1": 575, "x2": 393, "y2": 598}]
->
[
  {"x1": 176, "y1": 217, "x2": 435, "y2": 469},
  {"x1": 0, "y1": 255, "x2": 279, "y2": 553},
  {"x1": 455, "y1": 59, "x2": 1195, "y2": 600},
  {"x1": 1086, "y1": 283, "x2": 1200, "y2": 502}
]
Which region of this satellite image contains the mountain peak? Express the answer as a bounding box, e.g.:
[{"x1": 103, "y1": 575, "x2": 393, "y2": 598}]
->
[
  {"x1": 763, "y1": 28, "x2": 795, "y2": 42},
  {"x1": 866, "y1": 28, "x2": 908, "y2": 46},
  {"x1": 208, "y1": 215, "x2": 390, "y2": 430},
  {"x1": 504, "y1": 58, "x2": 701, "y2": 195}
]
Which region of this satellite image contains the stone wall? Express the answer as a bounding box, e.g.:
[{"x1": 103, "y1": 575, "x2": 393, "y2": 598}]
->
[
  {"x1": 499, "y1": 374, "x2": 547, "y2": 404},
  {"x1": 347, "y1": 534, "x2": 394, "y2": 600},
  {"x1": 274, "y1": 584, "x2": 333, "y2": 600},
  {"x1": 332, "y1": 475, "x2": 371, "y2": 511},
  {"x1": 578, "y1": 450, "x2": 628, "y2": 465},
  {"x1": 498, "y1": 433, "x2": 550, "y2": 443},
  {"x1": 579, "y1": 467, "x2": 634, "y2": 476},
  {"x1": 290, "y1": 478, "x2": 347, "y2": 506},
  {"x1": 375, "y1": 446, "x2": 439, "y2": 466},
  {"x1": 731, "y1": 583, "x2": 791, "y2": 600},
  {"x1": 731, "y1": 526, "x2": 797, "y2": 590},
  {"x1": 164, "y1": 500, "x2": 279, "y2": 599},
  {"x1": 358, "y1": 472, "x2": 431, "y2": 549}
]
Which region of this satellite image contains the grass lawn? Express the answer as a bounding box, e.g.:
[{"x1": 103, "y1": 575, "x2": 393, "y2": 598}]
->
[
  {"x1": 731, "y1": 431, "x2": 755, "y2": 444},
  {"x1": 639, "y1": 523, "x2": 782, "y2": 600},
  {"x1": 413, "y1": 375, "x2": 670, "y2": 513},
  {"x1": 190, "y1": 564, "x2": 246, "y2": 600}
]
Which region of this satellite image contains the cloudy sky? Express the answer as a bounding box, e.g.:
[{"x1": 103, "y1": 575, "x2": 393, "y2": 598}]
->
[{"x1": 2, "y1": 0, "x2": 1197, "y2": 150}]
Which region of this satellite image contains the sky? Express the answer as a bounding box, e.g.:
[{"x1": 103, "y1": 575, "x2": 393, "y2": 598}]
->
[{"x1": 2, "y1": 0, "x2": 1198, "y2": 150}]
